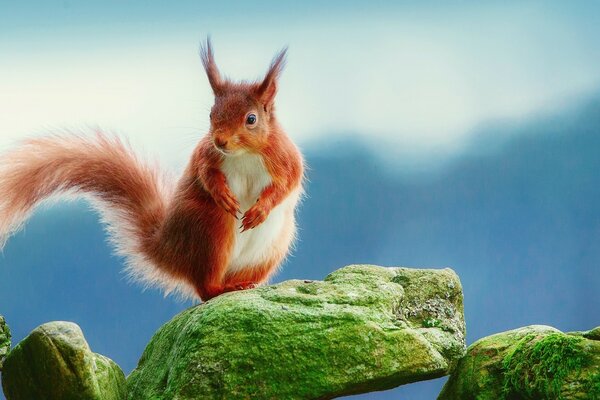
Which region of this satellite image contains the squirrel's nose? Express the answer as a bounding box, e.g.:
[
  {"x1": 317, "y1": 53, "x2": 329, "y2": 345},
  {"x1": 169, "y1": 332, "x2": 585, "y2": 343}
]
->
[{"x1": 214, "y1": 137, "x2": 228, "y2": 149}]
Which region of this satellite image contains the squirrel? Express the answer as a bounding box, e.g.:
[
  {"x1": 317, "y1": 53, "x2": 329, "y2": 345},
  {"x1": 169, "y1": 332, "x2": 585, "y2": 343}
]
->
[{"x1": 0, "y1": 39, "x2": 304, "y2": 301}]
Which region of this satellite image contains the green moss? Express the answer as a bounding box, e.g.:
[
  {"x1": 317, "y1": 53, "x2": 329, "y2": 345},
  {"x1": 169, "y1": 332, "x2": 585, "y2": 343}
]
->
[
  {"x1": 587, "y1": 371, "x2": 600, "y2": 400},
  {"x1": 128, "y1": 265, "x2": 466, "y2": 399},
  {"x1": 439, "y1": 326, "x2": 600, "y2": 400},
  {"x1": 295, "y1": 282, "x2": 319, "y2": 295},
  {"x1": 2, "y1": 321, "x2": 127, "y2": 400},
  {"x1": 0, "y1": 315, "x2": 10, "y2": 371},
  {"x1": 502, "y1": 333, "x2": 585, "y2": 399},
  {"x1": 584, "y1": 327, "x2": 600, "y2": 341},
  {"x1": 423, "y1": 318, "x2": 442, "y2": 328}
]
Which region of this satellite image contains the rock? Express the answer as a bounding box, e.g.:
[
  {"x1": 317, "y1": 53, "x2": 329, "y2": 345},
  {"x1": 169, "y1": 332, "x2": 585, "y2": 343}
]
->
[
  {"x1": 438, "y1": 325, "x2": 600, "y2": 400},
  {"x1": 0, "y1": 315, "x2": 10, "y2": 370},
  {"x1": 127, "y1": 264, "x2": 466, "y2": 399},
  {"x1": 2, "y1": 321, "x2": 126, "y2": 400}
]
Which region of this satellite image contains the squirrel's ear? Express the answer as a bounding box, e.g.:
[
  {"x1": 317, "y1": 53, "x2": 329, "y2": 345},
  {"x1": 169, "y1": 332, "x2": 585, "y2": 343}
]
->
[
  {"x1": 255, "y1": 47, "x2": 287, "y2": 110},
  {"x1": 200, "y1": 37, "x2": 224, "y2": 95}
]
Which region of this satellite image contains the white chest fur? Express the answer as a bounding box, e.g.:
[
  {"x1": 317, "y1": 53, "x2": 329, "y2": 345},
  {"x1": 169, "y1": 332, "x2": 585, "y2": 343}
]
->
[
  {"x1": 221, "y1": 153, "x2": 272, "y2": 211},
  {"x1": 220, "y1": 153, "x2": 299, "y2": 273}
]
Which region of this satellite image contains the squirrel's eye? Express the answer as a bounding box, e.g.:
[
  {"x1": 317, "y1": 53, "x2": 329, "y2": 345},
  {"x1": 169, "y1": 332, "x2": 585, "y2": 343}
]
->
[{"x1": 246, "y1": 114, "x2": 257, "y2": 125}]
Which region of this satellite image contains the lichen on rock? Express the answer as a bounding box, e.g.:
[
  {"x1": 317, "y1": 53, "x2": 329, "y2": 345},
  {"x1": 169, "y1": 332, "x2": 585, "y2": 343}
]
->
[
  {"x1": 438, "y1": 325, "x2": 600, "y2": 400},
  {"x1": 1, "y1": 321, "x2": 126, "y2": 400},
  {"x1": 127, "y1": 264, "x2": 466, "y2": 399},
  {"x1": 0, "y1": 315, "x2": 10, "y2": 371}
]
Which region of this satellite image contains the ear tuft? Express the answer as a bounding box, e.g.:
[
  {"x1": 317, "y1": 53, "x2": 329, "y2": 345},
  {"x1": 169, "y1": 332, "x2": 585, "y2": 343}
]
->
[
  {"x1": 199, "y1": 37, "x2": 224, "y2": 95},
  {"x1": 256, "y1": 47, "x2": 288, "y2": 109}
]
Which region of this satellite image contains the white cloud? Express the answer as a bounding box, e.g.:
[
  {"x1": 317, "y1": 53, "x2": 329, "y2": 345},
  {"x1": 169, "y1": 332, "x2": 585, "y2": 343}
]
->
[{"x1": 1, "y1": 3, "x2": 599, "y2": 170}]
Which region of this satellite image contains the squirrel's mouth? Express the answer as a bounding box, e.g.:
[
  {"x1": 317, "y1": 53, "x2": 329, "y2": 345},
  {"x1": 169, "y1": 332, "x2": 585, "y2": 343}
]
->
[
  {"x1": 215, "y1": 146, "x2": 243, "y2": 157},
  {"x1": 213, "y1": 144, "x2": 231, "y2": 155},
  {"x1": 214, "y1": 144, "x2": 247, "y2": 157}
]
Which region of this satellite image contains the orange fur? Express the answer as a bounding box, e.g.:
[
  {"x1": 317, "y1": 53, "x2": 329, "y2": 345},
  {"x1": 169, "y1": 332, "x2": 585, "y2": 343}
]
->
[{"x1": 0, "y1": 39, "x2": 304, "y2": 301}]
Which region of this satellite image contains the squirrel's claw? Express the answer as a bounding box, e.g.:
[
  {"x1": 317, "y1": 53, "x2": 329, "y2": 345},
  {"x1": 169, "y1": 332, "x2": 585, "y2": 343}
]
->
[
  {"x1": 215, "y1": 189, "x2": 240, "y2": 218},
  {"x1": 240, "y1": 204, "x2": 268, "y2": 232}
]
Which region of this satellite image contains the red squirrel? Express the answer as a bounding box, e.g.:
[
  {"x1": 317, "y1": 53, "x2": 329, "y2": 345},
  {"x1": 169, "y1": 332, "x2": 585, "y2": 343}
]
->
[{"x1": 0, "y1": 39, "x2": 304, "y2": 301}]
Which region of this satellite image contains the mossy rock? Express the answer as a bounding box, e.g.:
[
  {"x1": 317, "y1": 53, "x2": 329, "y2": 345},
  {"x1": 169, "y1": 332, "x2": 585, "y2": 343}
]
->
[
  {"x1": 0, "y1": 315, "x2": 10, "y2": 370},
  {"x1": 1, "y1": 321, "x2": 126, "y2": 400},
  {"x1": 438, "y1": 325, "x2": 600, "y2": 400},
  {"x1": 127, "y1": 264, "x2": 466, "y2": 399}
]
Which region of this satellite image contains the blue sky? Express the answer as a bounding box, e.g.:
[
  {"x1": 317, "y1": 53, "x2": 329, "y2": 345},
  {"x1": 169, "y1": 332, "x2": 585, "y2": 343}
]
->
[{"x1": 2, "y1": 1, "x2": 600, "y2": 169}]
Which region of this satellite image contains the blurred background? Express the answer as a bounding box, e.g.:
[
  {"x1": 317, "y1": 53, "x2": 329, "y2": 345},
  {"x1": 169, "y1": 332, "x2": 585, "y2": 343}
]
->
[{"x1": 1, "y1": 1, "x2": 599, "y2": 398}]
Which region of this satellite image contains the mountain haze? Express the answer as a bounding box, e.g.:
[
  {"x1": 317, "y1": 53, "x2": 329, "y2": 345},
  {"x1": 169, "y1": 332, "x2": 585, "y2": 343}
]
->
[{"x1": 1, "y1": 97, "x2": 599, "y2": 399}]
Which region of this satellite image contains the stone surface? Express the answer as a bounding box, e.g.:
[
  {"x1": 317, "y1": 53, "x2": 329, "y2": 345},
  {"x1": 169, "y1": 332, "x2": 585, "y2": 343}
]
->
[
  {"x1": 127, "y1": 264, "x2": 466, "y2": 399},
  {"x1": 0, "y1": 315, "x2": 10, "y2": 370},
  {"x1": 2, "y1": 321, "x2": 126, "y2": 400},
  {"x1": 438, "y1": 325, "x2": 600, "y2": 400}
]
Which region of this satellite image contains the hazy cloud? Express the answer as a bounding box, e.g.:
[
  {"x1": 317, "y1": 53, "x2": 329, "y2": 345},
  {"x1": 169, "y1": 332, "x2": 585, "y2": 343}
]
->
[{"x1": 1, "y1": 1, "x2": 599, "y2": 168}]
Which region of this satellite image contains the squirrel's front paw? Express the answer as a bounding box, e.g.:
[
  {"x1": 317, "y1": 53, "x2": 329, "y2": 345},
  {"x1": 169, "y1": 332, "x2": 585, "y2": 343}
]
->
[
  {"x1": 241, "y1": 203, "x2": 269, "y2": 232},
  {"x1": 214, "y1": 188, "x2": 240, "y2": 218}
]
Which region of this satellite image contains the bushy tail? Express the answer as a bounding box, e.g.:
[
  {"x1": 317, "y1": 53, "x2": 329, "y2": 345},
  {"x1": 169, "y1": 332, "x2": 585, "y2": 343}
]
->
[{"x1": 0, "y1": 131, "x2": 175, "y2": 288}]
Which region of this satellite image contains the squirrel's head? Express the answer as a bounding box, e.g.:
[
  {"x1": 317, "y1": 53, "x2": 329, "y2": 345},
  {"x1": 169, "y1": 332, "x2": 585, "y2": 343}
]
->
[{"x1": 200, "y1": 38, "x2": 287, "y2": 156}]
